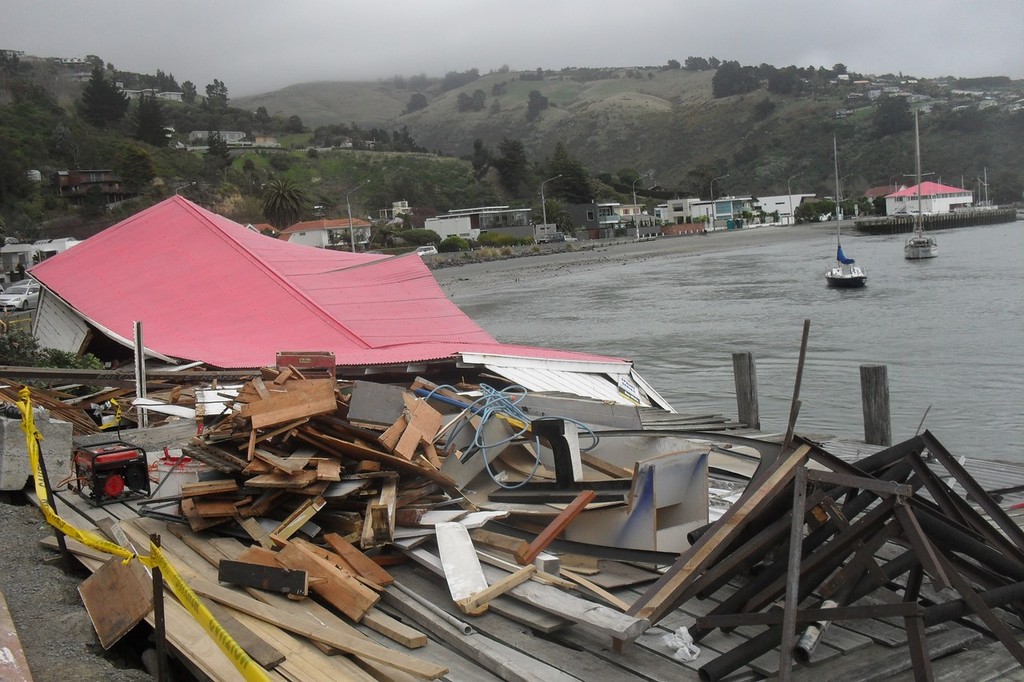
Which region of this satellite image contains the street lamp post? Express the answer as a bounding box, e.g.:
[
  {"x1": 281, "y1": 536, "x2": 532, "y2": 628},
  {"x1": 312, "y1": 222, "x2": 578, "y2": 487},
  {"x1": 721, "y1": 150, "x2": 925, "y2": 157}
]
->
[
  {"x1": 709, "y1": 174, "x2": 728, "y2": 230},
  {"x1": 787, "y1": 172, "x2": 803, "y2": 225},
  {"x1": 540, "y1": 174, "x2": 561, "y2": 229},
  {"x1": 631, "y1": 177, "x2": 643, "y2": 239},
  {"x1": 345, "y1": 181, "x2": 369, "y2": 252}
]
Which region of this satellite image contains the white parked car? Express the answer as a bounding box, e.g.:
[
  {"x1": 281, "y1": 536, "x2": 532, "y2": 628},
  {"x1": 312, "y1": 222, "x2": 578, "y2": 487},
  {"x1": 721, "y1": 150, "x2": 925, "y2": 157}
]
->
[
  {"x1": 0, "y1": 281, "x2": 41, "y2": 311},
  {"x1": 414, "y1": 245, "x2": 438, "y2": 256}
]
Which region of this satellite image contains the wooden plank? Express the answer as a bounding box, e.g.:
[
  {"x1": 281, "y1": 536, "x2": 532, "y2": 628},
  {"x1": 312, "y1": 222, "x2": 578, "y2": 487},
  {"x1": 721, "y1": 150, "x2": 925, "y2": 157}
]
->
[
  {"x1": 269, "y1": 496, "x2": 325, "y2": 544},
  {"x1": 218, "y1": 559, "x2": 309, "y2": 596},
  {"x1": 0, "y1": 589, "x2": 34, "y2": 682},
  {"x1": 315, "y1": 458, "x2": 342, "y2": 481},
  {"x1": 236, "y1": 516, "x2": 275, "y2": 549},
  {"x1": 181, "y1": 479, "x2": 240, "y2": 498},
  {"x1": 403, "y1": 546, "x2": 648, "y2": 640},
  {"x1": 393, "y1": 395, "x2": 443, "y2": 461},
  {"x1": 323, "y1": 532, "x2": 395, "y2": 587},
  {"x1": 253, "y1": 448, "x2": 308, "y2": 475},
  {"x1": 189, "y1": 579, "x2": 447, "y2": 680},
  {"x1": 246, "y1": 469, "x2": 318, "y2": 489},
  {"x1": 515, "y1": 489, "x2": 597, "y2": 565},
  {"x1": 78, "y1": 555, "x2": 153, "y2": 649},
  {"x1": 193, "y1": 498, "x2": 243, "y2": 518},
  {"x1": 243, "y1": 379, "x2": 338, "y2": 429},
  {"x1": 379, "y1": 579, "x2": 578, "y2": 682},
  {"x1": 435, "y1": 522, "x2": 489, "y2": 615},
  {"x1": 276, "y1": 540, "x2": 380, "y2": 622},
  {"x1": 470, "y1": 528, "x2": 531, "y2": 560},
  {"x1": 561, "y1": 568, "x2": 632, "y2": 611},
  {"x1": 459, "y1": 565, "x2": 538, "y2": 614}
]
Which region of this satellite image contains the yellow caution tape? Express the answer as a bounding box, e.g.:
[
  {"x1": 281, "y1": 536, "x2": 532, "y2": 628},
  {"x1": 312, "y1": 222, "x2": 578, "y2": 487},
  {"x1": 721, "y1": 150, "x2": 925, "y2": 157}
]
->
[{"x1": 16, "y1": 387, "x2": 271, "y2": 682}]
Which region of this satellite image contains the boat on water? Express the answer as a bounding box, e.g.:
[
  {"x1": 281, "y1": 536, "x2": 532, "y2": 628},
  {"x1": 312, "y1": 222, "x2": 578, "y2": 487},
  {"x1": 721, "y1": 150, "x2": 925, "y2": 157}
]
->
[
  {"x1": 825, "y1": 136, "x2": 867, "y2": 288},
  {"x1": 905, "y1": 110, "x2": 938, "y2": 260}
]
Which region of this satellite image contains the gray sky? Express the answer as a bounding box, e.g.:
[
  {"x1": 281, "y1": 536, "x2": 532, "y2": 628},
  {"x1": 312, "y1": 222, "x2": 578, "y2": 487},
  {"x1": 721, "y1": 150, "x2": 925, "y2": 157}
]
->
[{"x1": 3, "y1": 0, "x2": 1022, "y2": 96}]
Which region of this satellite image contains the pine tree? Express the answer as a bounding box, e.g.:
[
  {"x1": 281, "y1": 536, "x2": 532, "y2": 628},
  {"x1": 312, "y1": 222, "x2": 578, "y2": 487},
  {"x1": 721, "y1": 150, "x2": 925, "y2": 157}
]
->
[
  {"x1": 78, "y1": 66, "x2": 129, "y2": 128},
  {"x1": 133, "y1": 95, "x2": 167, "y2": 147}
]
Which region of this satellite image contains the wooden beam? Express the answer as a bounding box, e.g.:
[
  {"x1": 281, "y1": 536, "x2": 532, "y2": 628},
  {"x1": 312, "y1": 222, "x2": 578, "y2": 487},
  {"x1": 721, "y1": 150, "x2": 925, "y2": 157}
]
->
[
  {"x1": 628, "y1": 443, "x2": 811, "y2": 628},
  {"x1": 217, "y1": 559, "x2": 309, "y2": 596},
  {"x1": 276, "y1": 540, "x2": 379, "y2": 622},
  {"x1": 458, "y1": 565, "x2": 537, "y2": 614},
  {"x1": 515, "y1": 490, "x2": 596, "y2": 565}
]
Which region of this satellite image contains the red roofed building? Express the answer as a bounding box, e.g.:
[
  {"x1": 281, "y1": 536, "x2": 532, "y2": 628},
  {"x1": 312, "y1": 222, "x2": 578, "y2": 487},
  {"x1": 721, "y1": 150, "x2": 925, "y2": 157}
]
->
[
  {"x1": 279, "y1": 217, "x2": 374, "y2": 250},
  {"x1": 28, "y1": 196, "x2": 671, "y2": 409},
  {"x1": 884, "y1": 181, "x2": 974, "y2": 216}
]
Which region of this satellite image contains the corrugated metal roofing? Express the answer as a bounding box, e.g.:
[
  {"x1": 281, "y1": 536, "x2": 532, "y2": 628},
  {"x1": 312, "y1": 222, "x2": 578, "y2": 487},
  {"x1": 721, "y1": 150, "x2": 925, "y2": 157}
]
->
[
  {"x1": 30, "y1": 196, "x2": 624, "y2": 371},
  {"x1": 885, "y1": 181, "x2": 967, "y2": 198}
]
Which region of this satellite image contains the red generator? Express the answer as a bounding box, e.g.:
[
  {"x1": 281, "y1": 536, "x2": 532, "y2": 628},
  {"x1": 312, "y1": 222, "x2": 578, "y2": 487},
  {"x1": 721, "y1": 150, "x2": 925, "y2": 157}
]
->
[{"x1": 73, "y1": 441, "x2": 151, "y2": 506}]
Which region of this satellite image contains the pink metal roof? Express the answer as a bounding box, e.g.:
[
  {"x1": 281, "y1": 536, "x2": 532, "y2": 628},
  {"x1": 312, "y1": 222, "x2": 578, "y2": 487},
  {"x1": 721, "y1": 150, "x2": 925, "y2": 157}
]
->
[
  {"x1": 31, "y1": 196, "x2": 621, "y2": 369},
  {"x1": 885, "y1": 181, "x2": 967, "y2": 198}
]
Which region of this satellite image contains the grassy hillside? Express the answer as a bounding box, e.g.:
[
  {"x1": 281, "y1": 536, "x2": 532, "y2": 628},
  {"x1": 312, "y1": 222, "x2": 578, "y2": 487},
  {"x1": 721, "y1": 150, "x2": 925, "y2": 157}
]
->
[{"x1": 235, "y1": 66, "x2": 1024, "y2": 201}]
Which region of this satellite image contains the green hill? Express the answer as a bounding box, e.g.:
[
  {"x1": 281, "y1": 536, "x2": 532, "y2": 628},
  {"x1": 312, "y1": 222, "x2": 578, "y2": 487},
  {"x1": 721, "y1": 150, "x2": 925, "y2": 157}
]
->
[{"x1": 234, "y1": 65, "x2": 1024, "y2": 201}]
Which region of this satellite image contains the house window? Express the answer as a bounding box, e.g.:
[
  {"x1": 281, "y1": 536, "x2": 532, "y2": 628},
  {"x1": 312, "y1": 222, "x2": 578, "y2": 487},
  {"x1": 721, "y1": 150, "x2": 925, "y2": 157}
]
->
[{"x1": 587, "y1": 211, "x2": 595, "y2": 221}]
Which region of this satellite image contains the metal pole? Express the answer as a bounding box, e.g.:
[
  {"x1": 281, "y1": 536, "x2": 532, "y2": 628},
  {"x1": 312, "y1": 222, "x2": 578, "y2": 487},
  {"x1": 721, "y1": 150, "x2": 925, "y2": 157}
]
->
[
  {"x1": 151, "y1": 534, "x2": 169, "y2": 682},
  {"x1": 540, "y1": 174, "x2": 561, "y2": 229},
  {"x1": 344, "y1": 180, "x2": 368, "y2": 252},
  {"x1": 787, "y1": 172, "x2": 802, "y2": 225}
]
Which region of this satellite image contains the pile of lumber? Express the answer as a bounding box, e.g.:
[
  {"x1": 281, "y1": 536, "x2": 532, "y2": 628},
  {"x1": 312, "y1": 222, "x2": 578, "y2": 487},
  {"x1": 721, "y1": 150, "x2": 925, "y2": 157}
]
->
[
  {"x1": 171, "y1": 369, "x2": 465, "y2": 550},
  {"x1": 626, "y1": 432, "x2": 1024, "y2": 681}
]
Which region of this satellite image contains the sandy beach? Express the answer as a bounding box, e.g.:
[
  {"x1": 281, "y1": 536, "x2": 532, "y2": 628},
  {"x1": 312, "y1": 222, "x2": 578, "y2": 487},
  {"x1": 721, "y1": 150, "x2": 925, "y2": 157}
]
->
[{"x1": 431, "y1": 222, "x2": 836, "y2": 297}]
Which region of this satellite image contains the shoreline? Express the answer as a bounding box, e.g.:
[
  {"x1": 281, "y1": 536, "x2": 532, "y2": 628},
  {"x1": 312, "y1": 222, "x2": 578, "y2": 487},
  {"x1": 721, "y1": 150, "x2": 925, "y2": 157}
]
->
[{"x1": 432, "y1": 222, "x2": 836, "y2": 298}]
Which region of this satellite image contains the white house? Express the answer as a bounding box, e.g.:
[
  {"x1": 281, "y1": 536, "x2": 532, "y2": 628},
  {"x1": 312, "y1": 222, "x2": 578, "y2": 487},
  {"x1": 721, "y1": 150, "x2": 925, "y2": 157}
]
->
[
  {"x1": 424, "y1": 214, "x2": 478, "y2": 241},
  {"x1": 885, "y1": 181, "x2": 974, "y2": 216},
  {"x1": 655, "y1": 198, "x2": 702, "y2": 225},
  {"x1": 755, "y1": 194, "x2": 816, "y2": 225},
  {"x1": 279, "y1": 218, "x2": 373, "y2": 250}
]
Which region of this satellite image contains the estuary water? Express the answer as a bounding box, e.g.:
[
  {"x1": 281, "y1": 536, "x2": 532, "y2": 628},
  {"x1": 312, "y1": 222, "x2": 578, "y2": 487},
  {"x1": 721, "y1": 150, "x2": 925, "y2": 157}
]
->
[{"x1": 452, "y1": 222, "x2": 1023, "y2": 462}]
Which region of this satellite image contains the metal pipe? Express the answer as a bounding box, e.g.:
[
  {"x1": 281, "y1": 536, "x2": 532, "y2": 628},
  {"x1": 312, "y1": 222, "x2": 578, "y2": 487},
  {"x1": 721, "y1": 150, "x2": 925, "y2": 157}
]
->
[{"x1": 922, "y1": 580, "x2": 1024, "y2": 626}]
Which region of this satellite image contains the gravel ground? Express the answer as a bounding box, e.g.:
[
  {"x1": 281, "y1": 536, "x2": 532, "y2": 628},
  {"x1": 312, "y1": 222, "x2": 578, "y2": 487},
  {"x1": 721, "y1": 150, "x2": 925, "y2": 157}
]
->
[
  {"x1": 0, "y1": 222, "x2": 832, "y2": 681},
  {"x1": 0, "y1": 493, "x2": 156, "y2": 681}
]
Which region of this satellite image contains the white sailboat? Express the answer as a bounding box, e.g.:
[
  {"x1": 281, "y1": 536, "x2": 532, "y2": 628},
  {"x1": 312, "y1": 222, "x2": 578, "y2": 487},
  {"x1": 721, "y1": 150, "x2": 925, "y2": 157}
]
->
[
  {"x1": 904, "y1": 110, "x2": 938, "y2": 260},
  {"x1": 825, "y1": 136, "x2": 867, "y2": 288}
]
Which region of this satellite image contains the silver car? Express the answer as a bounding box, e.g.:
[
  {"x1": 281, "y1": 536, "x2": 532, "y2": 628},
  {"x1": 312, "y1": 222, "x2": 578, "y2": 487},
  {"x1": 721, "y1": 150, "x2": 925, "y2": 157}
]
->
[{"x1": 0, "y1": 282, "x2": 40, "y2": 311}]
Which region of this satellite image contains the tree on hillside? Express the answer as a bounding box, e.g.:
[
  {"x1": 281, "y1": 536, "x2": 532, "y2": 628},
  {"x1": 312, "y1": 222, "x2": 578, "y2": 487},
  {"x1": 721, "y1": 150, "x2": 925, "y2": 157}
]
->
[
  {"x1": 664, "y1": 59, "x2": 681, "y2": 70},
  {"x1": 872, "y1": 96, "x2": 913, "y2": 137},
  {"x1": 712, "y1": 61, "x2": 758, "y2": 98},
  {"x1": 205, "y1": 79, "x2": 229, "y2": 109},
  {"x1": 684, "y1": 56, "x2": 710, "y2": 71},
  {"x1": 181, "y1": 80, "x2": 197, "y2": 104},
  {"x1": 470, "y1": 138, "x2": 490, "y2": 181},
  {"x1": 204, "y1": 132, "x2": 232, "y2": 178},
  {"x1": 113, "y1": 143, "x2": 156, "y2": 193},
  {"x1": 493, "y1": 137, "x2": 529, "y2": 193},
  {"x1": 261, "y1": 177, "x2": 307, "y2": 229},
  {"x1": 133, "y1": 95, "x2": 167, "y2": 147},
  {"x1": 547, "y1": 142, "x2": 593, "y2": 204},
  {"x1": 526, "y1": 90, "x2": 549, "y2": 121},
  {"x1": 404, "y1": 93, "x2": 428, "y2": 114},
  {"x1": 254, "y1": 106, "x2": 272, "y2": 132},
  {"x1": 78, "y1": 66, "x2": 129, "y2": 128}
]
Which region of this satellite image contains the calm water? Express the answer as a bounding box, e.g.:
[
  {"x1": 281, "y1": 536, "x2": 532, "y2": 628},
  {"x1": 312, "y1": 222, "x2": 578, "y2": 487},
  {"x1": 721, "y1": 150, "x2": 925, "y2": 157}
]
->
[{"x1": 456, "y1": 222, "x2": 1024, "y2": 462}]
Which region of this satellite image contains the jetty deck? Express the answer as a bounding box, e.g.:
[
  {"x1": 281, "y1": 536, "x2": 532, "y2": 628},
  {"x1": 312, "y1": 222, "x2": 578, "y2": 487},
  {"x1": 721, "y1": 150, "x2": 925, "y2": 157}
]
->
[{"x1": 25, "y1": 420, "x2": 1024, "y2": 682}]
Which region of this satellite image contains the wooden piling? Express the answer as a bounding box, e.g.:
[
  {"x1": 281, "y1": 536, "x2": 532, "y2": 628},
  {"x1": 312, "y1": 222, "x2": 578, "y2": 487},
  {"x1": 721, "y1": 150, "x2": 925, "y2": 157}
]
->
[
  {"x1": 860, "y1": 364, "x2": 891, "y2": 446},
  {"x1": 732, "y1": 352, "x2": 760, "y2": 430}
]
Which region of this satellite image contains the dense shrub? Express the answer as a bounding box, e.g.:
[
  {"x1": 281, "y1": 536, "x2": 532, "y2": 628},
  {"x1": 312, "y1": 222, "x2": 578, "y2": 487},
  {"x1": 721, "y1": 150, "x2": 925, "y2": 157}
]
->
[{"x1": 439, "y1": 236, "x2": 470, "y2": 252}]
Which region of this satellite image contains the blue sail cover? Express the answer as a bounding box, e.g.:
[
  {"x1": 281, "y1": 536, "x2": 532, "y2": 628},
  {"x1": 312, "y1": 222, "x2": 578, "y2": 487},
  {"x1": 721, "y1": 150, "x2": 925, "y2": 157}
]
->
[{"x1": 837, "y1": 244, "x2": 856, "y2": 265}]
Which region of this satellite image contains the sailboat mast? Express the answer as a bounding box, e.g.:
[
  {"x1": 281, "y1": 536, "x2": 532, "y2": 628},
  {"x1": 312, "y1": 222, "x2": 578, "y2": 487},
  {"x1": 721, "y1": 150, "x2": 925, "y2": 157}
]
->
[
  {"x1": 833, "y1": 135, "x2": 841, "y2": 243},
  {"x1": 915, "y1": 110, "x2": 922, "y2": 233}
]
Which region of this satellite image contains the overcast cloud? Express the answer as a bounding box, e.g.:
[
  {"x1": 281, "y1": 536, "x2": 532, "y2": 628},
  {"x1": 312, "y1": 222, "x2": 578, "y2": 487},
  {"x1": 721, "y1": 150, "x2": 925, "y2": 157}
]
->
[{"x1": 3, "y1": 0, "x2": 1022, "y2": 96}]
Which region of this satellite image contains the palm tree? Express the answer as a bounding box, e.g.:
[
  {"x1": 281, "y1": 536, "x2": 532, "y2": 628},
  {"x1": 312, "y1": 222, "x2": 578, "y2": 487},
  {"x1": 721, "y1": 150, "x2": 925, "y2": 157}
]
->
[{"x1": 261, "y1": 177, "x2": 307, "y2": 229}]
